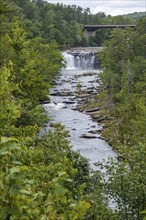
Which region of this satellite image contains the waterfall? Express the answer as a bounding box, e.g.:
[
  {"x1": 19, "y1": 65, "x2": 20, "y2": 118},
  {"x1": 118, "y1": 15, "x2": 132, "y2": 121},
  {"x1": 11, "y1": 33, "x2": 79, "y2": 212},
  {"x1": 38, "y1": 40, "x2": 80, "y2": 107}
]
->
[
  {"x1": 62, "y1": 51, "x2": 98, "y2": 70},
  {"x1": 74, "y1": 52, "x2": 96, "y2": 69},
  {"x1": 62, "y1": 52, "x2": 75, "y2": 69}
]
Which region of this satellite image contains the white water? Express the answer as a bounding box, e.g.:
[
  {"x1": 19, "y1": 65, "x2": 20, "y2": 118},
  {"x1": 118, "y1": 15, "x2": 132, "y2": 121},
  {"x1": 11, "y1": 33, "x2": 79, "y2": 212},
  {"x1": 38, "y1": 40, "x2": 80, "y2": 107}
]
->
[
  {"x1": 62, "y1": 52, "x2": 75, "y2": 69},
  {"x1": 45, "y1": 51, "x2": 116, "y2": 171},
  {"x1": 62, "y1": 51, "x2": 97, "y2": 69}
]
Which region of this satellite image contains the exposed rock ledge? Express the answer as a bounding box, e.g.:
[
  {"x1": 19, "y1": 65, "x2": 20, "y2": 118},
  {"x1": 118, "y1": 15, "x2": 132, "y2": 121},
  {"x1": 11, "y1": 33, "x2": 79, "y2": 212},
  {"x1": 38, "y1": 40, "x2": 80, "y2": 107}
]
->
[{"x1": 67, "y1": 47, "x2": 104, "y2": 53}]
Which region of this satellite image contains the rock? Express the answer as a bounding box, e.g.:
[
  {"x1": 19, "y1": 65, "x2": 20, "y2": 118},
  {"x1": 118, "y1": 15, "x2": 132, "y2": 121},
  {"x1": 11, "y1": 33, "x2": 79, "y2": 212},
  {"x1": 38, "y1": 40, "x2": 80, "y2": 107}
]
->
[
  {"x1": 85, "y1": 107, "x2": 100, "y2": 113},
  {"x1": 76, "y1": 94, "x2": 90, "y2": 98},
  {"x1": 96, "y1": 79, "x2": 100, "y2": 83},
  {"x1": 88, "y1": 80, "x2": 94, "y2": 83},
  {"x1": 94, "y1": 162, "x2": 102, "y2": 166},
  {"x1": 87, "y1": 86, "x2": 95, "y2": 90},
  {"x1": 79, "y1": 134, "x2": 97, "y2": 139},
  {"x1": 90, "y1": 91, "x2": 98, "y2": 95},
  {"x1": 87, "y1": 112, "x2": 100, "y2": 116},
  {"x1": 117, "y1": 154, "x2": 126, "y2": 161},
  {"x1": 92, "y1": 115, "x2": 113, "y2": 122},
  {"x1": 39, "y1": 100, "x2": 50, "y2": 104},
  {"x1": 71, "y1": 81, "x2": 77, "y2": 84},
  {"x1": 59, "y1": 92, "x2": 74, "y2": 96},
  {"x1": 97, "y1": 128, "x2": 103, "y2": 133},
  {"x1": 70, "y1": 97, "x2": 76, "y2": 101},
  {"x1": 50, "y1": 92, "x2": 59, "y2": 96},
  {"x1": 71, "y1": 107, "x2": 78, "y2": 111},
  {"x1": 95, "y1": 117, "x2": 106, "y2": 122},
  {"x1": 98, "y1": 136, "x2": 104, "y2": 140},
  {"x1": 88, "y1": 130, "x2": 99, "y2": 134},
  {"x1": 92, "y1": 115, "x2": 107, "y2": 122},
  {"x1": 63, "y1": 101, "x2": 76, "y2": 104}
]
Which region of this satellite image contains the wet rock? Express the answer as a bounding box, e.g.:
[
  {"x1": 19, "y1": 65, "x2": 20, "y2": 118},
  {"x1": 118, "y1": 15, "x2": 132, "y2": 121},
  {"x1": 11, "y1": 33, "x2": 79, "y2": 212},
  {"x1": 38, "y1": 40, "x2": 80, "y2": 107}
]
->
[
  {"x1": 79, "y1": 134, "x2": 97, "y2": 139},
  {"x1": 94, "y1": 162, "x2": 102, "y2": 166},
  {"x1": 96, "y1": 79, "x2": 100, "y2": 83},
  {"x1": 88, "y1": 80, "x2": 94, "y2": 83},
  {"x1": 71, "y1": 81, "x2": 77, "y2": 84},
  {"x1": 59, "y1": 92, "x2": 74, "y2": 96},
  {"x1": 71, "y1": 107, "x2": 78, "y2": 111},
  {"x1": 87, "y1": 86, "x2": 95, "y2": 90},
  {"x1": 97, "y1": 128, "x2": 103, "y2": 133},
  {"x1": 88, "y1": 130, "x2": 99, "y2": 134},
  {"x1": 50, "y1": 92, "x2": 59, "y2": 96},
  {"x1": 91, "y1": 125, "x2": 96, "y2": 128},
  {"x1": 70, "y1": 97, "x2": 76, "y2": 101},
  {"x1": 39, "y1": 99, "x2": 50, "y2": 104},
  {"x1": 63, "y1": 101, "x2": 76, "y2": 104},
  {"x1": 98, "y1": 136, "x2": 104, "y2": 140}
]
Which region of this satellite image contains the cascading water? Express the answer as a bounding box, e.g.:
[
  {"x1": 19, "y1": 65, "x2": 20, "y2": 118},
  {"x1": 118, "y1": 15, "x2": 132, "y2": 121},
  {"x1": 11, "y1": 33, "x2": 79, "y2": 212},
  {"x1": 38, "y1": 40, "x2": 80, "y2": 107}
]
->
[
  {"x1": 62, "y1": 51, "x2": 98, "y2": 69},
  {"x1": 74, "y1": 52, "x2": 96, "y2": 69},
  {"x1": 62, "y1": 52, "x2": 75, "y2": 69}
]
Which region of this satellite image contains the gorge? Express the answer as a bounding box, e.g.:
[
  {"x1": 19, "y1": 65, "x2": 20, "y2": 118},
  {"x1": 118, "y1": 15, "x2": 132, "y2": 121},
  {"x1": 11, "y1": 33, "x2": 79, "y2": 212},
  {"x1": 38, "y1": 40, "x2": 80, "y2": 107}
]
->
[{"x1": 44, "y1": 48, "x2": 116, "y2": 171}]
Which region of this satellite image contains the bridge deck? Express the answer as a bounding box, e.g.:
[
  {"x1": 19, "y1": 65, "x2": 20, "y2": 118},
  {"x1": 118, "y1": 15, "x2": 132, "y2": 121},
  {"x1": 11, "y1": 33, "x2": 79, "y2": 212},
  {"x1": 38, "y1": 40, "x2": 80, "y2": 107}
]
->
[{"x1": 84, "y1": 25, "x2": 135, "y2": 31}]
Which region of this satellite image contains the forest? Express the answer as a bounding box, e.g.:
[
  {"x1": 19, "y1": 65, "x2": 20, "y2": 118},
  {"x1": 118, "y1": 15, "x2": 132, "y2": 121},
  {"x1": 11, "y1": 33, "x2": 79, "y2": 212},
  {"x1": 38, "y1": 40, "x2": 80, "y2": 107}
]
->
[{"x1": 0, "y1": 0, "x2": 146, "y2": 219}]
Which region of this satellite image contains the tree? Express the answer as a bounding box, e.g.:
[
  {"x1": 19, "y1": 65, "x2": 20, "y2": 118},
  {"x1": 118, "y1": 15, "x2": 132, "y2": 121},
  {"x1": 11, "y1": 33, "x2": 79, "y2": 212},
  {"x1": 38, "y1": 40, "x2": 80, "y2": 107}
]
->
[{"x1": 104, "y1": 142, "x2": 146, "y2": 220}]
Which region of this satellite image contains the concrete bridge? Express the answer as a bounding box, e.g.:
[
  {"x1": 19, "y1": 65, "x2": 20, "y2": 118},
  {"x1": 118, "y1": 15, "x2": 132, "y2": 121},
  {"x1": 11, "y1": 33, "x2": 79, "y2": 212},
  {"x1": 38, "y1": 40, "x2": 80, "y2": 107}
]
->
[{"x1": 84, "y1": 24, "x2": 136, "y2": 38}]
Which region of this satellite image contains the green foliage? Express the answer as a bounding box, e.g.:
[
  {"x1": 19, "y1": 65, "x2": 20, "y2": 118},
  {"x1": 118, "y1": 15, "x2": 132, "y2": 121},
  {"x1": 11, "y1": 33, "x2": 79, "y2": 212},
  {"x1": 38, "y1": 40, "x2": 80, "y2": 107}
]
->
[
  {"x1": 98, "y1": 14, "x2": 146, "y2": 220},
  {"x1": 104, "y1": 142, "x2": 146, "y2": 220},
  {"x1": 0, "y1": 2, "x2": 93, "y2": 218},
  {"x1": 99, "y1": 23, "x2": 146, "y2": 146},
  {"x1": 0, "y1": 135, "x2": 91, "y2": 220},
  {"x1": 9, "y1": 0, "x2": 136, "y2": 48},
  {"x1": 0, "y1": 2, "x2": 114, "y2": 219},
  {"x1": 1, "y1": 1, "x2": 145, "y2": 219},
  {"x1": 0, "y1": 64, "x2": 21, "y2": 136}
]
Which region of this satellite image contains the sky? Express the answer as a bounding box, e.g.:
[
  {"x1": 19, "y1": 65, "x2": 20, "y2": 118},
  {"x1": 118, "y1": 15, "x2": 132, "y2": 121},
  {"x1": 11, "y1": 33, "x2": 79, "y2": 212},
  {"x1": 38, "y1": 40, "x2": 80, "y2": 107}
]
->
[{"x1": 47, "y1": 0, "x2": 146, "y2": 16}]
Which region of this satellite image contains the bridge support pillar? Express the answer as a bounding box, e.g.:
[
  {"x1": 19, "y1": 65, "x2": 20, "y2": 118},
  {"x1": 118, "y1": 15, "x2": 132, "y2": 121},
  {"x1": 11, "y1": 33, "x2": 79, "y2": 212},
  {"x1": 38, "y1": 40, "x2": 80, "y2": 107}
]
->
[{"x1": 84, "y1": 30, "x2": 96, "y2": 39}]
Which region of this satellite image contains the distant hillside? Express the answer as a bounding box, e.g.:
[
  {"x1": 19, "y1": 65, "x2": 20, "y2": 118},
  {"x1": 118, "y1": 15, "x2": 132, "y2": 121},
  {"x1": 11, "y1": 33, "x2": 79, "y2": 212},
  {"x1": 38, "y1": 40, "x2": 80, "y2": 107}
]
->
[{"x1": 123, "y1": 11, "x2": 145, "y2": 20}]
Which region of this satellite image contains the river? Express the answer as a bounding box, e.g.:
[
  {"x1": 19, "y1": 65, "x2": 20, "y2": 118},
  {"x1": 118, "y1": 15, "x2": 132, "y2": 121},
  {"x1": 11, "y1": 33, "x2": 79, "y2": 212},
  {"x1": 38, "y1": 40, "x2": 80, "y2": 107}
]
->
[{"x1": 44, "y1": 51, "x2": 116, "y2": 171}]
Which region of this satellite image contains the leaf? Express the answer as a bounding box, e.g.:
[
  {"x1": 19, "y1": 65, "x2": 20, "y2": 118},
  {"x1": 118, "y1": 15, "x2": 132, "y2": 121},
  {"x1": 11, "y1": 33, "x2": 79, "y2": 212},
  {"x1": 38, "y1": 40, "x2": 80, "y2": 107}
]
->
[
  {"x1": 0, "y1": 150, "x2": 9, "y2": 156},
  {"x1": 9, "y1": 184, "x2": 21, "y2": 196},
  {"x1": 10, "y1": 167, "x2": 20, "y2": 175},
  {"x1": 1, "y1": 137, "x2": 17, "y2": 144}
]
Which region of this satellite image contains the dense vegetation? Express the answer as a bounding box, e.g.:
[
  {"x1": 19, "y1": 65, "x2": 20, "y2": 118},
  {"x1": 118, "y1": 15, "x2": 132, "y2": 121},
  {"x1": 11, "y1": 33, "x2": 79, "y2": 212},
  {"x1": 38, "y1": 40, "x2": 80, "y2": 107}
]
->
[
  {"x1": 4, "y1": 0, "x2": 137, "y2": 47},
  {"x1": 0, "y1": 0, "x2": 146, "y2": 219},
  {"x1": 99, "y1": 16, "x2": 146, "y2": 219},
  {"x1": 123, "y1": 11, "x2": 146, "y2": 21},
  {"x1": 0, "y1": 0, "x2": 115, "y2": 219}
]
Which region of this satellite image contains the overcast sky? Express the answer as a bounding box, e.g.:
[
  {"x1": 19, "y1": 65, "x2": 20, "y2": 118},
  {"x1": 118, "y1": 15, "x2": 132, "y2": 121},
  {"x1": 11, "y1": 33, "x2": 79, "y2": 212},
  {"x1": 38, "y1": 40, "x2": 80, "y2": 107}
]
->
[{"x1": 47, "y1": 0, "x2": 146, "y2": 16}]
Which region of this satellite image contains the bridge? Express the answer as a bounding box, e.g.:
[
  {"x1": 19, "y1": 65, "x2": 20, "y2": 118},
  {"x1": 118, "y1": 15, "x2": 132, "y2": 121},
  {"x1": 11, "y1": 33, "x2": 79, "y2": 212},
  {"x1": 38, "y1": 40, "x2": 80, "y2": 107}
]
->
[{"x1": 84, "y1": 24, "x2": 136, "y2": 38}]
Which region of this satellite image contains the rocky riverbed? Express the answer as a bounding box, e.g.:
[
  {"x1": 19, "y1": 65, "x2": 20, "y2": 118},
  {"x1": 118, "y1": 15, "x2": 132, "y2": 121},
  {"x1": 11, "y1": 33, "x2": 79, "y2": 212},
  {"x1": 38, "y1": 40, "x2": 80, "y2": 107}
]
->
[{"x1": 44, "y1": 68, "x2": 116, "y2": 171}]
